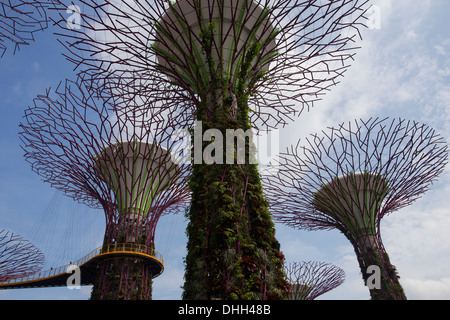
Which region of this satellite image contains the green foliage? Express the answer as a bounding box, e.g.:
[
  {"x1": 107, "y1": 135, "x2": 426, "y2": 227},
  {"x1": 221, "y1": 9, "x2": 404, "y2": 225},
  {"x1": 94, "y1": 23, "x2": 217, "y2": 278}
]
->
[
  {"x1": 353, "y1": 243, "x2": 407, "y2": 300},
  {"x1": 182, "y1": 18, "x2": 288, "y2": 300}
]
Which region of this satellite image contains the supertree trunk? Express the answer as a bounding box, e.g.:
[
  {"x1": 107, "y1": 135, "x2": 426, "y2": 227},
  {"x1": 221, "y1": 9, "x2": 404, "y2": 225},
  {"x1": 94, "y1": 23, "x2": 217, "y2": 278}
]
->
[
  {"x1": 183, "y1": 40, "x2": 288, "y2": 299},
  {"x1": 91, "y1": 257, "x2": 154, "y2": 300},
  {"x1": 90, "y1": 210, "x2": 156, "y2": 300},
  {"x1": 349, "y1": 232, "x2": 406, "y2": 300},
  {"x1": 183, "y1": 102, "x2": 288, "y2": 300},
  {"x1": 312, "y1": 171, "x2": 407, "y2": 299},
  {"x1": 20, "y1": 77, "x2": 190, "y2": 300}
]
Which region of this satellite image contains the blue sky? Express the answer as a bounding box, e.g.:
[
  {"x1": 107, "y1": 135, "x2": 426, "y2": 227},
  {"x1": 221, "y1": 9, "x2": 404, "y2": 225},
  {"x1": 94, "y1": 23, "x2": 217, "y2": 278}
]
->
[{"x1": 1, "y1": 0, "x2": 450, "y2": 300}]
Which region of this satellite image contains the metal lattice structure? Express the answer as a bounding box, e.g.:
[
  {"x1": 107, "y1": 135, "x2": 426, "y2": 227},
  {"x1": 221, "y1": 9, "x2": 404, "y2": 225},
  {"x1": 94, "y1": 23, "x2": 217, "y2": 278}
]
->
[
  {"x1": 0, "y1": 229, "x2": 45, "y2": 281},
  {"x1": 285, "y1": 261, "x2": 345, "y2": 300},
  {"x1": 263, "y1": 117, "x2": 449, "y2": 299},
  {"x1": 0, "y1": 0, "x2": 51, "y2": 57},
  {"x1": 19, "y1": 77, "x2": 191, "y2": 299},
  {"x1": 23, "y1": 0, "x2": 373, "y2": 300},
  {"x1": 51, "y1": 0, "x2": 370, "y2": 132}
]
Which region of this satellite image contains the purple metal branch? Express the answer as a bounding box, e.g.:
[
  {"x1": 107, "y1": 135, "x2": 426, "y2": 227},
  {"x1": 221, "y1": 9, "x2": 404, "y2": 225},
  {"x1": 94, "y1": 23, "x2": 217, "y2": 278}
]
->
[
  {"x1": 0, "y1": 229, "x2": 45, "y2": 281},
  {"x1": 0, "y1": 0, "x2": 52, "y2": 57},
  {"x1": 285, "y1": 261, "x2": 345, "y2": 300}
]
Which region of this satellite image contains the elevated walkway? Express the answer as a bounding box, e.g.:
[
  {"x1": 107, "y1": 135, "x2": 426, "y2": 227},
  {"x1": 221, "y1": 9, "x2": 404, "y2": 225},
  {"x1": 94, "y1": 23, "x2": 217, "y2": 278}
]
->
[{"x1": 0, "y1": 243, "x2": 164, "y2": 290}]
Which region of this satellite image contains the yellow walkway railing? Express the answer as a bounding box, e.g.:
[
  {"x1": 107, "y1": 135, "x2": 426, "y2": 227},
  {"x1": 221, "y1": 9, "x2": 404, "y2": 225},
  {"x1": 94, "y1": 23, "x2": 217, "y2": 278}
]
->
[{"x1": 0, "y1": 243, "x2": 164, "y2": 288}]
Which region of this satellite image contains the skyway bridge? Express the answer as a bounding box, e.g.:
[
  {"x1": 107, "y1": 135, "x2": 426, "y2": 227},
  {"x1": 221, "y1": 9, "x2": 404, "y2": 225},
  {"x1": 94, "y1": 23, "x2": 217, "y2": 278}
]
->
[{"x1": 0, "y1": 243, "x2": 164, "y2": 290}]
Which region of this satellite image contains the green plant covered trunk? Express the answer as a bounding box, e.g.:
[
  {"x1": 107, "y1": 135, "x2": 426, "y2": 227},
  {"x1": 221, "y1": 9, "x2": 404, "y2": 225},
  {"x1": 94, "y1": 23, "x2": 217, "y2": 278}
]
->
[
  {"x1": 182, "y1": 102, "x2": 288, "y2": 300},
  {"x1": 90, "y1": 256, "x2": 154, "y2": 300},
  {"x1": 350, "y1": 235, "x2": 407, "y2": 300},
  {"x1": 90, "y1": 218, "x2": 155, "y2": 300}
]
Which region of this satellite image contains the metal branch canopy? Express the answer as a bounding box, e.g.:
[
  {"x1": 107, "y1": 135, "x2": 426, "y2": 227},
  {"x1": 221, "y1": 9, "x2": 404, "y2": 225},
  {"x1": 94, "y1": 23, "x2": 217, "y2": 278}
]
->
[
  {"x1": 51, "y1": 0, "x2": 369, "y2": 131},
  {"x1": 284, "y1": 261, "x2": 345, "y2": 300},
  {"x1": 0, "y1": 229, "x2": 45, "y2": 282}
]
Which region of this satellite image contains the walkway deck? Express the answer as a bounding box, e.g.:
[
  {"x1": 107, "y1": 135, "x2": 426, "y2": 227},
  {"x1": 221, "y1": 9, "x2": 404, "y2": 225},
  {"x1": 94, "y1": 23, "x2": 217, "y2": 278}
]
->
[{"x1": 0, "y1": 243, "x2": 164, "y2": 290}]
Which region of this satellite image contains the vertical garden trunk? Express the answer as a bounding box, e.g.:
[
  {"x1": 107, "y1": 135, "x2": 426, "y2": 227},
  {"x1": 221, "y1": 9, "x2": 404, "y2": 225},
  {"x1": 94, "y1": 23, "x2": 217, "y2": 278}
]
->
[
  {"x1": 182, "y1": 33, "x2": 288, "y2": 299},
  {"x1": 351, "y1": 235, "x2": 407, "y2": 300}
]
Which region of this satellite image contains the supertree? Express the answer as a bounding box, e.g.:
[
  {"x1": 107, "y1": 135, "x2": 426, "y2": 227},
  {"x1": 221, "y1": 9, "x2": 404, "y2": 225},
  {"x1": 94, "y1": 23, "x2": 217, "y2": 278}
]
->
[
  {"x1": 48, "y1": 0, "x2": 371, "y2": 299},
  {"x1": 0, "y1": 229, "x2": 45, "y2": 281},
  {"x1": 0, "y1": 0, "x2": 52, "y2": 57},
  {"x1": 263, "y1": 117, "x2": 449, "y2": 300},
  {"x1": 19, "y1": 77, "x2": 191, "y2": 300},
  {"x1": 284, "y1": 261, "x2": 345, "y2": 300}
]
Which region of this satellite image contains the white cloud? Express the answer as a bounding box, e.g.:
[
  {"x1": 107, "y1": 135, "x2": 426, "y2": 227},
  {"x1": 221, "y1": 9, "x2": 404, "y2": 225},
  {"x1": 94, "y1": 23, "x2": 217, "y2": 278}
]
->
[
  {"x1": 11, "y1": 81, "x2": 22, "y2": 95},
  {"x1": 279, "y1": 235, "x2": 327, "y2": 263},
  {"x1": 402, "y1": 278, "x2": 450, "y2": 300},
  {"x1": 434, "y1": 45, "x2": 446, "y2": 56}
]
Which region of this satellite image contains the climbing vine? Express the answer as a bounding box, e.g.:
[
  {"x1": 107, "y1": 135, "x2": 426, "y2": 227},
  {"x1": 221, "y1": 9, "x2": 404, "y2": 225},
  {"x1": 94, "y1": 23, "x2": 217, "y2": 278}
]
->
[{"x1": 346, "y1": 233, "x2": 406, "y2": 300}]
